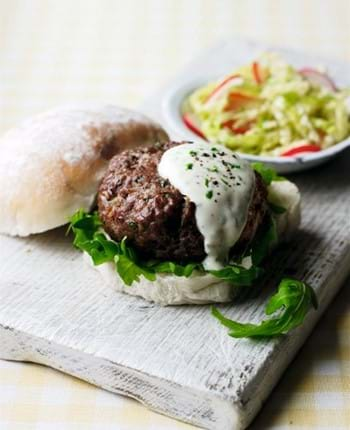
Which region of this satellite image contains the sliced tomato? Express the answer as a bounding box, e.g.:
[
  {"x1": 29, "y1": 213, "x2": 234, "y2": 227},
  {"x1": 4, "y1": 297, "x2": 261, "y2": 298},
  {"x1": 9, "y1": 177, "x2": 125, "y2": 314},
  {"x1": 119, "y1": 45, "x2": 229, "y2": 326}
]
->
[
  {"x1": 299, "y1": 68, "x2": 337, "y2": 92},
  {"x1": 252, "y1": 62, "x2": 262, "y2": 84},
  {"x1": 221, "y1": 119, "x2": 252, "y2": 134},
  {"x1": 281, "y1": 144, "x2": 321, "y2": 157},
  {"x1": 205, "y1": 74, "x2": 242, "y2": 103},
  {"x1": 182, "y1": 113, "x2": 207, "y2": 140},
  {"x1": 224, "y1": 92, "x2": 259, "y2": 111}
]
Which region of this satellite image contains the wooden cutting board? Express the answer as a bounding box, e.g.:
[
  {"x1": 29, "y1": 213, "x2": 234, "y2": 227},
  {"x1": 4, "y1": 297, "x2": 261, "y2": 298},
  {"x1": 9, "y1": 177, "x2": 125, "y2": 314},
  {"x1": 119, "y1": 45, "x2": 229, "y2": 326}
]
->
[{"x1": 1, "y1": 40, "x2": 350, "y2": 430}]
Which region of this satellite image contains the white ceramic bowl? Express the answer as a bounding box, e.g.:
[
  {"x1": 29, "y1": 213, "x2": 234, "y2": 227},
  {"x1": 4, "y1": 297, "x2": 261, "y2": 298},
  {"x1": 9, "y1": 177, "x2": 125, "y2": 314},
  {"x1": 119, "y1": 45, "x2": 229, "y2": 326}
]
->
[{"x1": 162, "y1": 79, "x2": 350, "y2": 174}]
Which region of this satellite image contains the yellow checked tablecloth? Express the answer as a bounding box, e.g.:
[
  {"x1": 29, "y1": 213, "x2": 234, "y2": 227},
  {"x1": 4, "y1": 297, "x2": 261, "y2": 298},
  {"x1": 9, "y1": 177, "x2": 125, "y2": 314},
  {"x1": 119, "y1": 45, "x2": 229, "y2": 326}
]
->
[{"x1": 0, "y1": 1, "x2": 350, "y2": 429}]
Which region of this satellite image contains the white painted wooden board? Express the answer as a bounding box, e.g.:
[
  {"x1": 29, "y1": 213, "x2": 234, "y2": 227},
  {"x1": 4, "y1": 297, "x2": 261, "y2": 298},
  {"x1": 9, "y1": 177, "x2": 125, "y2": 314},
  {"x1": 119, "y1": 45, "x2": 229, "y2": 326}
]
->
[{"x1": 1, "y1": 40, "x2": 350, "y2": 430}]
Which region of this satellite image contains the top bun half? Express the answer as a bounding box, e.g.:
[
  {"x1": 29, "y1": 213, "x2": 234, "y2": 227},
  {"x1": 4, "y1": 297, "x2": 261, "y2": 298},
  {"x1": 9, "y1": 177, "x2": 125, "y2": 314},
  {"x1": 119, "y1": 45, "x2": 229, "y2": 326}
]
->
[{"x1": 0, "y1": 104, "x2": 169, "y2": 236}]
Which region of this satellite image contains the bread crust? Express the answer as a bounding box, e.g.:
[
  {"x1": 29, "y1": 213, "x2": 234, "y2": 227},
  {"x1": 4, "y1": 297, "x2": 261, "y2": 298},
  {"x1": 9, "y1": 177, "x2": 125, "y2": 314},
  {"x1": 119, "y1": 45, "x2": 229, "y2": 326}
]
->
[{"x1": 0, "y1": 104, "x2": 168, "y2": 236}]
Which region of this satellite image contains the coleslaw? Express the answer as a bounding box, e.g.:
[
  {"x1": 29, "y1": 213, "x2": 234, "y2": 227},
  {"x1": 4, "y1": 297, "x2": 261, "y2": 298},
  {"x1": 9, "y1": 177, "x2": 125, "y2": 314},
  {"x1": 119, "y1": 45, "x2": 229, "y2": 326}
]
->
[{"x1": 182, "y1": 53, "x2": 350, "y2": 156}]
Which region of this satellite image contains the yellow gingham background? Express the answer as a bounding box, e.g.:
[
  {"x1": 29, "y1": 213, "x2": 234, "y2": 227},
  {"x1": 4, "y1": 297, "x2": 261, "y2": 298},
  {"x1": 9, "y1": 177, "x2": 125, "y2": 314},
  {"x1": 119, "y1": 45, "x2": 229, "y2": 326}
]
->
[{"x1": 0, "y1": 0, "x2": 350, "y2": 428}]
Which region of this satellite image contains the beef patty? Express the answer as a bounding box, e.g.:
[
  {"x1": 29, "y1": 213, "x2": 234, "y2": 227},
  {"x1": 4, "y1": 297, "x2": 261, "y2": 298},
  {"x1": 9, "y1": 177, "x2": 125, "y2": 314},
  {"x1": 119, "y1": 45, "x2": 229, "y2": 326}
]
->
[{"x1": 97, "y1": 141, "x2": 268, "y2": 263}]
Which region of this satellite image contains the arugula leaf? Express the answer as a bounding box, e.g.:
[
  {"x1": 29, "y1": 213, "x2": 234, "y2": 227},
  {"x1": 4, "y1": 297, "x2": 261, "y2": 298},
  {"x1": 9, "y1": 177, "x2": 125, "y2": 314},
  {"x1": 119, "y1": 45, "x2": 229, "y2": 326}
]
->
[
  {"x1": 68, "y1": 210, "x2": 265, "y2": 287},
  {"x1": 252, "y1": 162, "x2": 286, "y2": 185},
  {"x1": 252, "y1": 163, "x2": 287, "y2": 215},
  {"x1": 69, "y1": 209, "x2": 101, "y2": 240},
  {"x1": 248, "y1": 215, "x2": 278, "y2": 266},
  {"x1": 208, "y1": 265, "x2": 262, "y2": 286},
  {"x1": 114, "y1": 238, "x2": 156, "y2": 285},
  {"x1": 212, "y1": 278, "x2": 318, "y2": 338},
  {"x1": 69, "y1": 210, "x2": 119, "y2": 265},
  {"x1": 269, "y1": 202, "x2": 287, "y2": 214},
  {"x1": 148, "y1": 261, "x2": 201, "y2": 277}
]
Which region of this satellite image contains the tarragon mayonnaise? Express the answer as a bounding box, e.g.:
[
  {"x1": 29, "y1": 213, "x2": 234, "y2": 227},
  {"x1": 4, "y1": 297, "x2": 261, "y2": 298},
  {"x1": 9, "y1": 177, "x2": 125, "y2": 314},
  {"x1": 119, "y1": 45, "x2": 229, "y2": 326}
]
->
[{"x1": 158, "y1": 142, "x2": 255, "y2": 270}]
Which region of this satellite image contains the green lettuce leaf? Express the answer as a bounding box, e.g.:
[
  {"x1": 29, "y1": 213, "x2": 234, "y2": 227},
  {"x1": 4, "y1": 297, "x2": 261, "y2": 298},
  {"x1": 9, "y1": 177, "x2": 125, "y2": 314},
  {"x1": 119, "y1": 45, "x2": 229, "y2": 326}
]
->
[{"x1": 211, "y1": 278, "x2": 318, "y2": 338}]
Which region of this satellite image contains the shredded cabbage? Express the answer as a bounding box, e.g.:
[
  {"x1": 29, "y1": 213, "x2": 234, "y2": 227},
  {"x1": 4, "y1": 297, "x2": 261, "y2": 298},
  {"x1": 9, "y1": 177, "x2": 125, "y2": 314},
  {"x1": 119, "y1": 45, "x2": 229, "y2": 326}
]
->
[{"x1": 184, "y1": 52, "x2": 350, "y2": 156}]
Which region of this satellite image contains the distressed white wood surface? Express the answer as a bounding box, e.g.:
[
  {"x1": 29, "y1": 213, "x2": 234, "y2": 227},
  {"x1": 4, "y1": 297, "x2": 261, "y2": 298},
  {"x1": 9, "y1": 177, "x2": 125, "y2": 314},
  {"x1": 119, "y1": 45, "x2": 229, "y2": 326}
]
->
[{"x1": 1, "y1": 40, "x2": 350, "y2": 430}]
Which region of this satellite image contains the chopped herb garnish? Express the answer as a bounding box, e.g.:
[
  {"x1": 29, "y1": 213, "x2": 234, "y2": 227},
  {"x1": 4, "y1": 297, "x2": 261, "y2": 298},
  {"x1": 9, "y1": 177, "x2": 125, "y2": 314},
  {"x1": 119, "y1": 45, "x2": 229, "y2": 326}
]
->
[
  {"x1": 206, "y1": 190, "x2": 213, "y2": 199},
  {"x1": 205, "y1": 178, "x2": 210, "y2": 187},
  {"x1": 208, "y1": 165, "x2": 219, "y2": 173},
  {"x1": 186, "y1": 163, "x2": 193, "y2": 170},
  {"x1": 189, "y1": 150, "x2": 197, "y2": 157}
]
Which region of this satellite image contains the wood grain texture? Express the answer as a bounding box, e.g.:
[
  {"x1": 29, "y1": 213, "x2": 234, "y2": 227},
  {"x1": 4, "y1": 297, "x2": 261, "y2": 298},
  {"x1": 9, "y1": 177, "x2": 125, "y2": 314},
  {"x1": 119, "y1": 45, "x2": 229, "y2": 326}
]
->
[{"x1": 1, "y1": 40, "x2": 350, "y2": 430}]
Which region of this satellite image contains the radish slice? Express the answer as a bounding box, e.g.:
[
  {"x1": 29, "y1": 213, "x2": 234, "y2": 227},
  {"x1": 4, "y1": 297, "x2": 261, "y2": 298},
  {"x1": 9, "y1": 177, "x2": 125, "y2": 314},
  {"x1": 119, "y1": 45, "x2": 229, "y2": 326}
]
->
[
  {"x1": 299, "y1": 68, "x2": 337, "y2": 92},
  {"x1": 281, "y1": 144, "x2": 321, "y2": 157},
  {"x1": 205, "y1": 74, "x2": 243, "y2": 105},
  {"x1": 182, "y1": 113, "x2": 207, "y2": 140}
]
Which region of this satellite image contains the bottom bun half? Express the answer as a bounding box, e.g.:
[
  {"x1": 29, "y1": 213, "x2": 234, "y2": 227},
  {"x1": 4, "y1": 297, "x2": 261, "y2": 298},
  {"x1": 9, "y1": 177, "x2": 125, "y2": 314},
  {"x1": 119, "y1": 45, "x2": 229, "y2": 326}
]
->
[
  {"x1": 87, "y1": 255, "x2": 238, "y2": 305},
  {"x1": 84, "y1": 179, "x2": 301, "y2": 306}
]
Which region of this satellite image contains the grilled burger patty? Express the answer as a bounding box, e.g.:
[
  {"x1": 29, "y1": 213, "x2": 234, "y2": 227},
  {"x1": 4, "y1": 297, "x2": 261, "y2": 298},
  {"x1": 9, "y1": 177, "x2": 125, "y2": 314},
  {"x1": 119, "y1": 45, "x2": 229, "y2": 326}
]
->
[{"x1": 97, "y1": 142, "x2": 268, "y2": 263}]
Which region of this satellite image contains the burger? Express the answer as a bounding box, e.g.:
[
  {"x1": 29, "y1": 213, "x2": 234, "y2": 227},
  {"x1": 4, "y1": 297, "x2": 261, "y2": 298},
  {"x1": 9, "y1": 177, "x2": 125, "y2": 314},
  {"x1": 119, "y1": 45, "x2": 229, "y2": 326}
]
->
[{"x1": 70, "y1": 140, "x2": 301, "y2": 305}]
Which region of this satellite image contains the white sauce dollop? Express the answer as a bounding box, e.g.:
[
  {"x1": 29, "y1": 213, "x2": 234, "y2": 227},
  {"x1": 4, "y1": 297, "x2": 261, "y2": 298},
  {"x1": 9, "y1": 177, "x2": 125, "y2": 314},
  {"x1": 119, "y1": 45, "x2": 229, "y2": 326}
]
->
[{"x1": 158, "y1": 142, "x2": 256, "y2": 270}]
